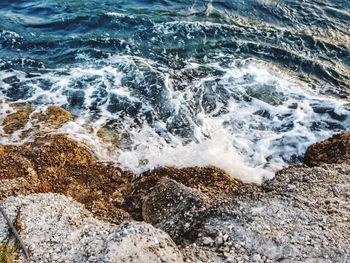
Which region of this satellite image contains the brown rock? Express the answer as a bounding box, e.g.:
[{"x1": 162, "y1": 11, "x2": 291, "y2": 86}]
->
[
  {"x1": 0, "y1": 149, "x2": 37, "y2": 180},
  {"x1": 2, "y1": 108, "x2": 33, "y2": 134},
  {"x1": 2, "y1": 105, "x2": 73, "y2": 137},
  {"x1": 304, "y1": 132, "x2": 350, "y2": 166},
  {"x1": 33, "y1": 105, "x2": 73, "y2": 129},
  {"x1": 123, "y1": 166, "x2": 243, "y2": 220},
  {"x1": 1, "y1": 126, "x2": 243, "y2": 228},
  {"x1": 20, "y1": 134, "x2": 96, "y2": 167},
  {"x1": 0, "y1": 134, "x2": 132, "y2": 224},
  {"x1": 142, "y1": 178, "x2": 204, "y2": 243},
  {"x1": 96, "y1": 123, "x2": 132, "y2": 149}
]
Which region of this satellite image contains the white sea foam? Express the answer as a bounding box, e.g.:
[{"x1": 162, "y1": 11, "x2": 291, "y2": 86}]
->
[
  {"x1": 0, "y1": 55, "x2": 349, "y2": 184},
  {"x1": 106, "y1": 12, "x2": 132, "y2": 18}
]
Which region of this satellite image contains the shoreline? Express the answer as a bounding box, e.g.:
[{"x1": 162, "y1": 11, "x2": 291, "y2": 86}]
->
[{"x1": 0, "y1": 108, "x2": 349, "y2": 262}]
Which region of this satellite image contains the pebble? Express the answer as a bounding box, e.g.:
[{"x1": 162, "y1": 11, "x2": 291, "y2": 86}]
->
[
  {"x1": 252, "y1": 254, "x2": 261, "y2": 262},
  {"x1": 202, "y1": 237, "x2": 214, "y2": 246}
]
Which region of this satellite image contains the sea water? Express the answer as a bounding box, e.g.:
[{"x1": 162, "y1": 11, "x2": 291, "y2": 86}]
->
[{"x1": 0, "y1": 0, "x2": 349, "y2": 183}]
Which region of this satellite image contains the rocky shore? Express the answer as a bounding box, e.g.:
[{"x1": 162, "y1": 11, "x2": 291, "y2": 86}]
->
[{"x1": 0, "y1": 107, "x2": 349, "y2": 262}]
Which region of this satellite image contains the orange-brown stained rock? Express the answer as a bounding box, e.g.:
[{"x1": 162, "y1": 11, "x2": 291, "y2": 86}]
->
[
  {"x1": 304, "y1": 132, "x2": 350, "y2": 166},
  {"x1": 96, "y1": 123, "x2": 132, "y2": 149},
  {"x1": 20, "y1": 134, "x2": 96, "y2": 167},
  {"x1": 2, "y1": 105, "x2": 73, "y2": 136},
  {"x1": 0, "y1": 134, "x2": 132, "y2": 224},
  {"x1": 33, "y1": 105, "x2": 73, "y2": 129},
  {"x1": 0, "y1": 148, "x2": 37, "y2": 180},
  {"x1": 122, "y1": 166, "x2": 243, "y2": 220},
  {"x1": 1, "y1": 133, "x2": 243, "y2": 224},
  {"x1": 2, "y1": 108, "x2": 33, "y2": 134}
]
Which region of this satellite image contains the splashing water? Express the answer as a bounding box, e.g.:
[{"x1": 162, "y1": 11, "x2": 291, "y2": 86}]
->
[{"x1": 0, "y1": 0, "x2": 349, "y2": 183}]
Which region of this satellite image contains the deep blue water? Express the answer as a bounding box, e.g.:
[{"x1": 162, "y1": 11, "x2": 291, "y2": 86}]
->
[{"x1": 0, "y1": 0, "x2": 349, "y2": 182}]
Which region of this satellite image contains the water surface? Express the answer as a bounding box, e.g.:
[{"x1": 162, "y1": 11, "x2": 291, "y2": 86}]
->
[{"x1": 1, "y1": 0, "x2": 349, "y2": 182}]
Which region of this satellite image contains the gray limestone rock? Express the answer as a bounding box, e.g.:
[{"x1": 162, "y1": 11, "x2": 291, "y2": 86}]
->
[
  {"x1": 0, "y1": 193, "x2": 184, "y2": 263},
  {"x1": 142, "y1": 177, "x2": 204, "y2": 244},
  {"x1": 194, "y1": 163, "x2": 350, "y2": 263}
]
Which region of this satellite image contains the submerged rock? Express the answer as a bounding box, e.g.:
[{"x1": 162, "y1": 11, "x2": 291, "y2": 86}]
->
[
  {"x1": 2, "y1": 105, "x2": 73, "y2": 137},
  {"x1": 33, "y1": 105, "x2": 73, "y2": 129},
  {"x1": 96, "y1": 122, "x2": 132, "y2": 150},
  {"x1": 142, "y1": 178, "x2": 204, "y2": 244},
  {"x1": 2, "y1": 108, "x2": 33, "y2": 134},
  {"x1": 0, "y1": 194, "x2": 184, "y2": 263},
  {"x1": 304, "y1": 132, "x2": 350, "y2": 166}
]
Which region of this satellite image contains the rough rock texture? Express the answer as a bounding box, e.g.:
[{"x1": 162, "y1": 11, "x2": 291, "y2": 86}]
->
[
  {"x1": 104, "y1": 220, "x2": 183, "y2": 263},
  {"x1": 304, "y1": 132, "x2": 350, "y2": 166},
  {"x1": 1, "y1": 126, "x2": 350, "y2": 262},
  {"x1": 0, "y1": 134, "x2": 132, "y2": 224},
  {"x1": 0, "y1": 133, "x2": 242, "y2": 226},
  {"x1": 188, "y1": 163, "x2": 350, "y2": 263},
  {"x1": 33, "y1": 105, "x2": 73, "y2": 129},
  {"x1": 0, "y1": 146, "x2": 36, "y2": 180},
  {"x1": 180, "y1": 244, "x2": 222, "y2": 263},
  {"x1": 0, "y1": 132, "x2": 244, "y2": 227},
  {"x1": 142, "y1": 178, "x2": 204, "y2": 244},
  {"x1": 96, "y1": 122, "x2": 132, "y2": 149},
  {"x1": 123, "y1": 166, "x2": 243, "y2": 220},
  {"x1": 2, "y1": 105, "x2": 73, "y2": 137},
  {"x1": 2, "y1": 108, "x2": 33, "y2": 134},
  {"x1": 0, "y1": 194, "x2": 184, "y2": 263}
]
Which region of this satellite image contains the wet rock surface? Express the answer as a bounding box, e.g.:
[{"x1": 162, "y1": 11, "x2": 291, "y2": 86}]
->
[
  {"x1": 96, "y1": 122, "x2": 132, "y2": 150},
  {"x1": 304, "y1": 132, "x2": 350, "y2": 166},
  {"x1": 33, "y1": 105, "x2": 73, "y2": 129},
  {"x1": 0, "y1": 133, "x2": 241, "y2": 226},
  {"x1": 2, "y1": 108, "x2": 33, "y2": 135},
  {"x1": 2, "y1": 105, "x2": 73, "y2": 137}
]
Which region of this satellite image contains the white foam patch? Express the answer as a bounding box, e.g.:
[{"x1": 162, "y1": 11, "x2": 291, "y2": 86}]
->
[
  {"x1": 116, "y1": 123, "x2": 271, "y2": 184},
  {"x1": 106, "y1": 12, "x2": 132, "y2": 18}
]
